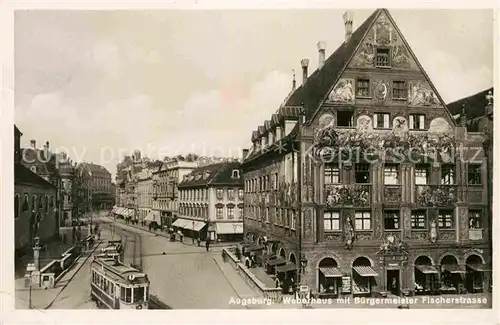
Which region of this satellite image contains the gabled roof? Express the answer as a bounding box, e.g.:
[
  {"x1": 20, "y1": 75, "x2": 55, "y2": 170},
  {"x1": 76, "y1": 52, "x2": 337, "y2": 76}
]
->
[
  {"x1": 284, "y1": 9, "x2": 381, "y2": 121},
  {"x1": 447, "y1": 87, "x2": 493, "y2": 120},
  {"x1": 15, "y1": 163, "x2": 56, "y2": 189},
  {"x1": 178, "y1": 162, "x2": 242, "y2": 188}
]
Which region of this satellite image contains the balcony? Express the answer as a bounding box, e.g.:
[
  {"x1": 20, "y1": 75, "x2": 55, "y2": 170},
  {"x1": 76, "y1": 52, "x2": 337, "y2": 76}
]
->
[
  {"x1": 415, "y1": 185, "x2": 457, "y2": 207},
  {"x1": 383, "y1": 185, "x2": 401, "y2": 205},
  {"x1": 325, "y1": 184, "x2": 371, "y2": 207}
]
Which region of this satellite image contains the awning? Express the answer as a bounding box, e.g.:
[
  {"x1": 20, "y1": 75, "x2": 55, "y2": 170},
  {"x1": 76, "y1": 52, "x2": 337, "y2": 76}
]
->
[
  {"x1": 123, "y1": 209, "x2": 134, "y2": 218},
  {"x1": 415, "y1": 265, "x2": 438, "y2": 274},
  {"x1": 320, "y1": 267, "x2": 343, "y2": 278},
  {"x1": 276, "y1": 262, "x2": 297, "y2": 273},
  {"x1": 467, "y1": 264, "x2": 491, "y2": 272},
  {"x1": 114, "y1": 207, "x2": 124, "y2": 215},
  {"x1": 216, "y1": 223, "x2": 243, "y2": 234},
  {"x1": 145, "y1": 210, "x2": 160, "y2": 222},
  {"x1": 353, "y1": 266, "x2": 378, "y2": 277},
  {"x1": 172, "y1": 218, "x2": 190, "y2": 228},
  {"x1": 190, "y1": 221, "x2": 206, "y2": 231},
  {"x1": 442, "y1": 264, "x2": 466, "y2": 274},
  {"x1": 267, "y1": 257, "x2": 287, "y2": 266}
]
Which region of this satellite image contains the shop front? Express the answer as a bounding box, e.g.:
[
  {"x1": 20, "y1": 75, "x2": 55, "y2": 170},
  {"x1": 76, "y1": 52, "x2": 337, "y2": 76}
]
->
[
  {"x1": 465, "y1": 254, "x2": 490, "y2": 293},
  {"x1": 144, "y1": 210, "x2": 161, "y2": 229},
  {"x1": 171, "y1": 217, "x2": 207, "y2": 241},
  {"x1": 318, "y1": 257, "x2": 343, "y2": 298},
  {"x1": 352, "y1": 257, "x2": 378, "y2": 297},
  {"x1": 215, "y1": 222, "x2": 243, "y2": 242},
  {"x1": 440, "y1": 255, "x2": 466, "y2": 294},
  {"x1": 413, "y1": 256, "x2": 439, "y2": 296}
]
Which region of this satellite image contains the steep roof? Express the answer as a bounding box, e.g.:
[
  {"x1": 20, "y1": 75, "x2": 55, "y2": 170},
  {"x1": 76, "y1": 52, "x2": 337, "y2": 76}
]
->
[
  {"x1": 447, "y1": 87, "x2": 493, "y2": 120},
  {"x1": 15, "y1": 163, "x2": 56, "y2": 189},
  {"x1": 285, "y1": 9, "x2": 382, "y2": 121},
  {"x1": 178, "y1": 162, "x2": 242, "y2": 188}
]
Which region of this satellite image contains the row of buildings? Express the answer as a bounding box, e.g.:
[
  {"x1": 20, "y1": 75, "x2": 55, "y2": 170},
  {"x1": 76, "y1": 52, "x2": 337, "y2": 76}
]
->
[
  {"x1": 113, "y1": 154, "x2": 245, "y2": 242},
  {"x1": 240, "y1": 9, "x2": 493, "y2": 297},
  {"x1": 14, "y1": 124, "x2": 115, "y2": 257}
]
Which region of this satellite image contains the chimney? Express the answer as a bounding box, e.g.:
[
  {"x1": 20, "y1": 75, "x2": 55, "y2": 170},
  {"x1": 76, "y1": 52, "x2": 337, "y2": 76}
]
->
[
  {"x1": 30, "y1": 139, "x2": 36, "y2": 149},
  {"x1": 292, "y1": 69, "x2": 296, "y2": 90},
  {"x1": 300, "y1": 59, "x2": 309, "y2": 85},
  {"x1": 242, "y1": 149, "x2": 249, "y2": 159},
  {"x1": 44, "y1": 141, "x2": 50, "y2": 158},
  {"x1": 317, "y1": 41, "x2": 326, "y2": 69},
  {"x1": 343, "y1": 11, "x2": 354, "y2": 43}
]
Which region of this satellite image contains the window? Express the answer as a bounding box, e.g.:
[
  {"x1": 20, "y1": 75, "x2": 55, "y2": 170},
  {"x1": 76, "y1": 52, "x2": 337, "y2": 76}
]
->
[
  {"x1": 216, "y1": 188, "x2": 224, "y2": 199},
  {"x1": 227, "y1": 207, "x2": 234, "y2": 220},
  {"x1": 232, "y1": 170, "x2": 240, "y2": 178},
  {"x1": 375, "y1": 48, "x2": 390, "y2": 67},
  {"x1": 264, "y1": 208, "x2": 269, "y2": 223},
  {"x1": 392, "y1": 81, "x2": 407, "y2": 100},
  {"x1": 216, "y1": 207, "x2": 223, "y2": 219},
  {"x1": 238, "y1": 189, "x2": 244, "y2": 200},
  {"x1": 274, "y1": 173, "x2": 278, "y2": 190},
  {"x1": 124, "y1": 287, "x2": 132, "y2": 303},
  {"x1": 409, "y1": 114, "x2": 425, "y2": 130},
  {"x1": 438, "y1": 210, "x2": 453, "y2": 229},
  {"x1": 355, "y1": 163, "x2": 370, "y2": 183},
  {"x1": 440, "y1": 165, "x2": 455, "y2": 185},
  {"x1": 266, "y1": 175, "x2": 270, "y2": 190},
  {"x1": 415, "y1": 165, "x2": 429, "y2": 185},
  {"x1": 411, "y1": 210, "x2": 426, "y2": 229},
  {"x1": 468, "y1": 210, "x2": 482, "y2": 229},
  {"x1": 238, "y1": 207, "x2": 244, "y2": 219},
  {"x1": 14, "y1": 195, "x2": 20, "y2": 219},
  {"x1": 228, "y1": 189, "x2": 235, "y2": 199},
  {"x1": 337, "y1": 110, "x2": 354, "y2": 127},
  {"x1": 324, "y1": 211, "x2": 341, "y2": 231},
  {"x1": 324, "y1": 164, "x2": 340, "y2": 184},
  {"x1": 355, "y1": 211, "x2": 371, "y2": 230},
  {"x1": 31, "y1": 195, "x2": 36, "y2": 212},
  {"x1": 134, "y1": 286, "x2": 145, "y2": 303},
  {"x1": 356, "y1": 79, "x2": 370, "y2": 98},
  {"x1": 384, "y1": 164, "x2": 399, "y2": 185},
  {"x1": 291, "y1": 210, "x2": 296, "y2": 229},
  {"x1": 373, "y1": 113, "x2": 390, "y2": 129},
  {"x1": 468, "y1": 164, "x2": 482, "y2": 185},
  {"x1": 45, "y1": 196, "x2": 49, "y2": 214},
  {"x1": 384, "y1": 210, "x2": 400, "y2": 229}
]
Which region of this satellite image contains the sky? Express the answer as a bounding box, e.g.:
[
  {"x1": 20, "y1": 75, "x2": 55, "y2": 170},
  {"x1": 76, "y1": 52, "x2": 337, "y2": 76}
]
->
[{"x1": 14, "y1": 9, "x2": 493, "y2": 178}]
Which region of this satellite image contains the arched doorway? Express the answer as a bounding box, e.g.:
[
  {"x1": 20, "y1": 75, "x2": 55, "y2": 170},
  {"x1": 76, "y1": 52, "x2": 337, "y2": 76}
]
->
[
  {"x1": 352, "y1": 257, "x2": 376, "y2": 296},
  {"x1": 465, "y1": 254, "x2": 486, "y2": 293},
  {"x1": 414, "y1": 256, "x2": 437, "y2": 295},
  {"x1": 440, "y1": 255, "x2": 464, "y2": 294},
  {"x1": 318, "y1": 257, "x2": 341, "y2": 297},
  {"x1": 289, "y1": 253, "x2": 296, "y2": 265}
]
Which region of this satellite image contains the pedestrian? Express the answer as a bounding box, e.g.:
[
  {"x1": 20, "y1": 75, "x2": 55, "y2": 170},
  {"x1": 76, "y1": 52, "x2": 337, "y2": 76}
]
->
[
  {"x1": 222, "y1": 250, "x2": 226, "y2": 262},
  {"x1": 97, "y1": 229, "x2": 101, "y2": 240},
  {"x1": 179, "y1": 231, "x2": 184, "y2": 243},
  {"x1": 197, "y1": 238, "x2": 201, "y2": 247},
  {"x1": 205, "y1": 239, "x2": 210, "y2": 252}
]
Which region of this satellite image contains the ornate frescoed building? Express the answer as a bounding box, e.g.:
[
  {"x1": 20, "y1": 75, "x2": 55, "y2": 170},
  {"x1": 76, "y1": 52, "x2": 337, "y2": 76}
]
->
[{"x1": 241, "y1": 9, "x2": 491, "y2": 297}]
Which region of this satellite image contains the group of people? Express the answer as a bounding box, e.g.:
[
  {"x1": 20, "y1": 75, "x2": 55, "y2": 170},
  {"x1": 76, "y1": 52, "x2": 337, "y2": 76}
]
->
[{"x1": 168, "y1": 228, "x2": 211, "y2": 251}]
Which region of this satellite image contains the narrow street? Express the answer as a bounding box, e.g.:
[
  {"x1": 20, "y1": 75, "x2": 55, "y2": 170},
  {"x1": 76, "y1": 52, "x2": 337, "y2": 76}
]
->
[{"x1": 108, "y1": 221, "x2": 246, "y2": 309}]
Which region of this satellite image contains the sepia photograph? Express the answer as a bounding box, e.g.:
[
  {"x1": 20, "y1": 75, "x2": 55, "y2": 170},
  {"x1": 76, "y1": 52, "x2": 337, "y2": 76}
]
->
[{"x1": 10, "y1": 6, "x2": 494, "y2": 315}]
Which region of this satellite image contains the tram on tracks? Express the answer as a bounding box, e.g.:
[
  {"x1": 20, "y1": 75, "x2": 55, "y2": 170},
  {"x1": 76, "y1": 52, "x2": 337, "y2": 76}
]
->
[{"x1": 90, "y1": 246, "x2": 149, "y2": 309}]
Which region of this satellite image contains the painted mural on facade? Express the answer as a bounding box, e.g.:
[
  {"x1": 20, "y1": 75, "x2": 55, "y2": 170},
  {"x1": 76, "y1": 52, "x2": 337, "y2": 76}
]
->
[
  {"x1": 327, "y1": 78, "x2": 355, "y2": 103},
  {"x1": 349, "y1": 12, "x2": 417, "y2": 70},
  {"x1": 408, "y1": 81, "x2": 442, "y2": 107}
]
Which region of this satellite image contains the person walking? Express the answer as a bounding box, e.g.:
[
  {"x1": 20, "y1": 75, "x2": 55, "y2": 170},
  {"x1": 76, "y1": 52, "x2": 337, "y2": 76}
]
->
[{"x1": 205, "y1": 239, "x2": 210, "y2": 252}]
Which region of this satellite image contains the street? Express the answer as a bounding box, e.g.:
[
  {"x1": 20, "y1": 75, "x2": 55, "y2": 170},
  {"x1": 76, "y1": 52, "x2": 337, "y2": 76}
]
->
[{"x1": 109, "y1": 220, "x2": 246, "y2": 309}]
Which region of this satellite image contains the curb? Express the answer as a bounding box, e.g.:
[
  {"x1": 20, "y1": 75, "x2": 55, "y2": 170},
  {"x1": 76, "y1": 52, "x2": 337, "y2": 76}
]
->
[
  {"x1": 44, "y1": 240, "x2": 103, "y2": 309},
  {"x1": 212, "y1": 257, "x2": 250, "y2": 309}
]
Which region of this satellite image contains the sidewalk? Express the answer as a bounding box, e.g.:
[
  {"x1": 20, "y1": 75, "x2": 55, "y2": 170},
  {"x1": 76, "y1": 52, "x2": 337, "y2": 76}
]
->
[
  {"x1": 107, "y1": 217, "x2": 230, "y2": 250},
  {"x1": 15, "y1": 238, "x2": 104, "y2": 310},
  {"x1": 212, "y1": 254, "x2": 262, "y2": 300}
]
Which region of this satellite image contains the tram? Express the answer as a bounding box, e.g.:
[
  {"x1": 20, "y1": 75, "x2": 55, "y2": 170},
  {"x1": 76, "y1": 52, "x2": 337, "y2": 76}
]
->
[{"x1": 90, "y1": 254, "x2": 150, "y2": 309}]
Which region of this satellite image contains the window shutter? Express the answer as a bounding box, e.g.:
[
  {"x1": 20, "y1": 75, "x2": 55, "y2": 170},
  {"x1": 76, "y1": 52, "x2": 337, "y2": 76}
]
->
[
  {"x1": 373, "y1": 114, "x2": 378, "y2": 128},
  {"x1": 409, "y1": 115, "x2": 414, "y2": 129},
  {"x1": 383, "y1": 114, "x2": 390, "y2": 128},
  {"x1": 419, "y1": 115, "x2": 425, "y2": 130}
]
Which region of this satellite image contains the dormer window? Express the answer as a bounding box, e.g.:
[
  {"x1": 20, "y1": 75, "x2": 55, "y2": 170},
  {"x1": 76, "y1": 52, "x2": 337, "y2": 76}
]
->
[
  {"x1": 30, "y1": 166, "x2": 37, "y2": 173},
  {"x1": 232, "y1": 170, "x2": 240, "y2": 179},
  {"x1": 375, "y1": 48, "x2": 390, "y2": 67},
  {"x1": 269, "y1": 132, "x2": 275, "y2": 145},
  {"x1": 203, "y1": 171, "x2": 210, "y2": 179},
  {"x1": 195, "y1": 173, "x2": 202, "y2": 180},
  {"x1": 275, "y1": 126, "x2": 282, "y2": 141}
]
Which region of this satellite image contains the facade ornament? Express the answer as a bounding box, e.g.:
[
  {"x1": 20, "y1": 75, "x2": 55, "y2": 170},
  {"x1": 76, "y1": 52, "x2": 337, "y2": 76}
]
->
[
  {"x1": 429, "y1": 219, "x2": 438, "y2": 243},
  {"x1": 376, "y1": 234, "x2": 409, "y2": 255},
  {"x1": 344, "y1": 216, "x2": 355, "y2": 250}
]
